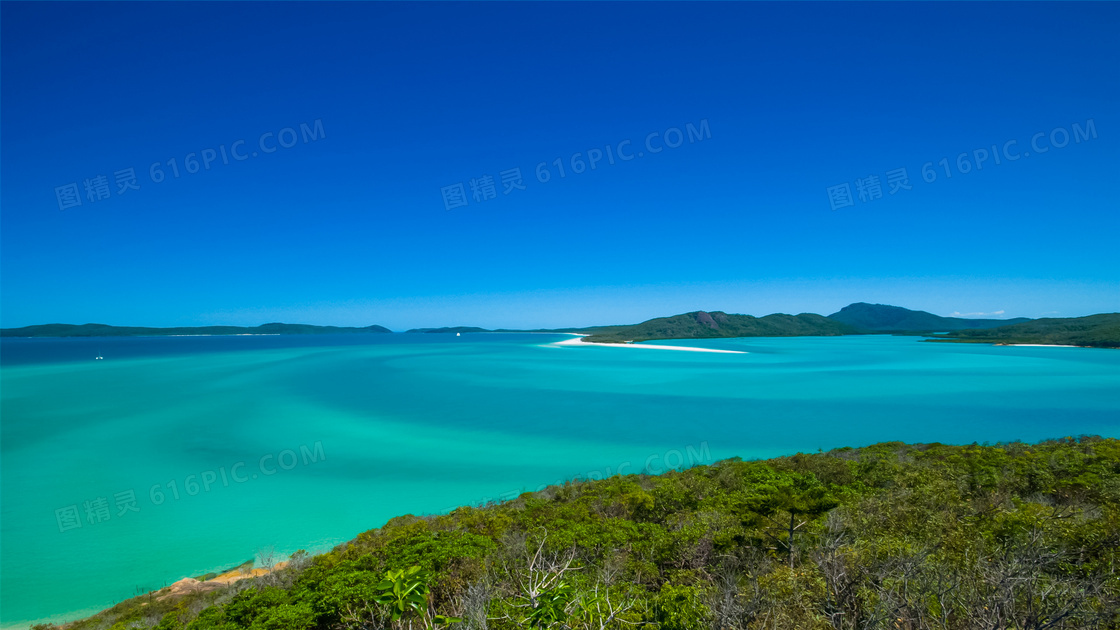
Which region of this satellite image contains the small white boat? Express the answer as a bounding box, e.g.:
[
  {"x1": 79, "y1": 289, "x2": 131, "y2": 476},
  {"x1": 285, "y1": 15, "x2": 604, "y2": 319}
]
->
[{"x1": 456, "y1": 332, "x2": 460, "y2": 337}]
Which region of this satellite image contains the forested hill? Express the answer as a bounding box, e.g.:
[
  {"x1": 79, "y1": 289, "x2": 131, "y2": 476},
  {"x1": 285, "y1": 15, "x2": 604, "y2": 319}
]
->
[
  {"x1": 827, "y1": 302, "x2": 1031, "y2": 332},
  {"x1": 57, "y1": 436, "x2": 1120, "y2": 630},
  {"x1": 583, "y1": 311, "x2": 857, "y2": 343},
  {"x1": 928, "y1": 313, "x2": 1120, "y2": 348},
  {"x1": 0, "y1": 323, "x2": 392, "y2": 337}
]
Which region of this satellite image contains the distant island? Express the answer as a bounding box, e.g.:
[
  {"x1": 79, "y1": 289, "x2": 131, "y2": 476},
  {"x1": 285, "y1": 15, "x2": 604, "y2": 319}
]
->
[
  {"x1": 827, "y1": 302, "x2": 1031, "y2": 332},
  {"x1": 407, "y1": 303, "x2": 1046, "y2": 342},
  {"x1": 582, "y1": 311, "x2": 856, "y2": 343},
  {"x1": 4, "y1": 303, "x2": 1117, "y2": 348},
  {"x1": 578, "y1": 304, "x2": 1117, "y2": 348},
  {"x1": 0, "y1": 323, "x2": 391, "y2": 338},
  {"x1": 927, "y1": 313, "x2": 1120, "y2": 349}
]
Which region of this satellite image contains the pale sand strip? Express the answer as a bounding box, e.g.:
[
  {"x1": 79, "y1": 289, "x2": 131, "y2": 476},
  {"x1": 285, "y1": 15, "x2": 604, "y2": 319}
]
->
[
  {"x1": 550, "y1": 334, "x2": 746, "y2": 354},
  {"x1": 157, "y1": 561, "x2": 290, "y2": 601},
  {"x1": 1003, "y1": 344, "x2": 1081, "y2": 348}
]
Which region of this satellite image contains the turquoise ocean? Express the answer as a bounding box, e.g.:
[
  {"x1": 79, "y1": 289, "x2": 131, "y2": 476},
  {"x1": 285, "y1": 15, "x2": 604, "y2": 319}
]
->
[{"x1": 2, "y1": 333, "x2": 1118, "y2": 627}]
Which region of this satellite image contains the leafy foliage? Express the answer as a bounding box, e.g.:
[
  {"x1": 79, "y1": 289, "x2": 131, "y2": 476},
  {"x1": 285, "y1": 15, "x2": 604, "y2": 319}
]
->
[{"x1": 375, "y1": 566, "x2": 432, "y2": 622}]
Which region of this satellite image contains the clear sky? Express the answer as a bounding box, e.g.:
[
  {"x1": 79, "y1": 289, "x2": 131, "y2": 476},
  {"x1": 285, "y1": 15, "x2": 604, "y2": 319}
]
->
[{"x1": 2, "y1": 2, "x2": 1117, "y2": 330}]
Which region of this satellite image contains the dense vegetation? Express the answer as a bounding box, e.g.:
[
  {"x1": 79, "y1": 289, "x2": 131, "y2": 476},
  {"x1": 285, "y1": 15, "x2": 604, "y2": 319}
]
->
[
  {"x1": 827, "y1": 303, "x2": 1031, "y2": 333},
  {"x1": 584, "y1": 311, "x2": 857, "y2": 343},
  {"x1": 0, "y1": 323, "x2": 392, "y2": 337},
  {"x1": 50, "y1": 437, "x2": 1120, "y2": 630},
  {"x1": 928, "y1": 314, "x2": 1120, "y2": 349}
]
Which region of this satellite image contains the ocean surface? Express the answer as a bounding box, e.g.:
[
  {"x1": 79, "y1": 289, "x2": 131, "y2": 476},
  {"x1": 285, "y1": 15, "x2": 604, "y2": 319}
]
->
[{"x1": 2, "y1": 333, "x2": 1118, "y2": 627}]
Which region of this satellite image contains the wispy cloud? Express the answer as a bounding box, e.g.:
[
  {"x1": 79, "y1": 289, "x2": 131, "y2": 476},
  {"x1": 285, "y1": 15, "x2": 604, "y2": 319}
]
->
[{"x1": 949, "y1": 310, "x2": 1006, "y2": 318}]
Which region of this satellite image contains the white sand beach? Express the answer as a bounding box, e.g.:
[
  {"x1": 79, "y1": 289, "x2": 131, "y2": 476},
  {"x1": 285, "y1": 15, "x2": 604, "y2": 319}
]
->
[{"x1": 551, "y1": 334, "x2": 746, "y2": 354}]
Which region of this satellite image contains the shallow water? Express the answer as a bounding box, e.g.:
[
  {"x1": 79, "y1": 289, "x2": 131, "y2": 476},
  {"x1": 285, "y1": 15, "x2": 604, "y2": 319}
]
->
[{"x1": 2, "y1": 333, "x2": 1118, "y2": 627}]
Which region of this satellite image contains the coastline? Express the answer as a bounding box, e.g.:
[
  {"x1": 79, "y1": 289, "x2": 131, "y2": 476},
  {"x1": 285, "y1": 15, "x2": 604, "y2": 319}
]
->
[
  {"x1": 926, "y1": 339, "x2": 1114, "y2": 349},
  {"x1": 550, "y1": 334, "x2": 747, "y2": 354}
]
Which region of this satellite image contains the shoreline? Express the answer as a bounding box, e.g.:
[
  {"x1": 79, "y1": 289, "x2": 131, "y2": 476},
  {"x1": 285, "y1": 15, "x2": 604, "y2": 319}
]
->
[
  {"x1": 12, "y1": 561, "x2": 293, "y2": 630},
  {"x1": 926, "y1": 339, "x2": 1114, "y2": 349},
  {"x1": 550, "y1": 334, "x2": 747, "y2": 354}
]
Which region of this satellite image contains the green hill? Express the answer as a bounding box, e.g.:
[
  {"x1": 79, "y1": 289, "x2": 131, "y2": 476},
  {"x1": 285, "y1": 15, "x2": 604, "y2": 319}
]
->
[
  {"x1": 54, "y1": 437, "x2": 1120, "y2": 630},
  {"x1": 927, "y1": 313, "x2": 1120, "y2": 348},
  {"x1": 0, "y1": 323, "x2": 392, "y2": 337},
  {"x1": 584, "y1": 311, "x2": 858, "y2": 343},
  {"x1": 827, "y1": 302, "x2": 1030, "y2": 332}
]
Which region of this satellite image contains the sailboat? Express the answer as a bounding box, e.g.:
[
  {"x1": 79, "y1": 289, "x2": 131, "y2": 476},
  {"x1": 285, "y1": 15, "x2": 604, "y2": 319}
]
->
[{"x1": 96, "y1": 347, "x2": 103, "y2": 360}]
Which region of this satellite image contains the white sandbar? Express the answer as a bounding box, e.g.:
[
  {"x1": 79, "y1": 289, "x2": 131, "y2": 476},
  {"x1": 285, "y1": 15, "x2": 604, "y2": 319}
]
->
[{"x1": 550, "y1": 334, "x2": 746, "y2": 354}]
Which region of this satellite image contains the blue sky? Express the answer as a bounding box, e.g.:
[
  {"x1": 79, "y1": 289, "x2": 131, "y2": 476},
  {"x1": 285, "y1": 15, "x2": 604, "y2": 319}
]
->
[{"x1": 2, "y1": 2, "x2": 1117, "y2": 330}]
